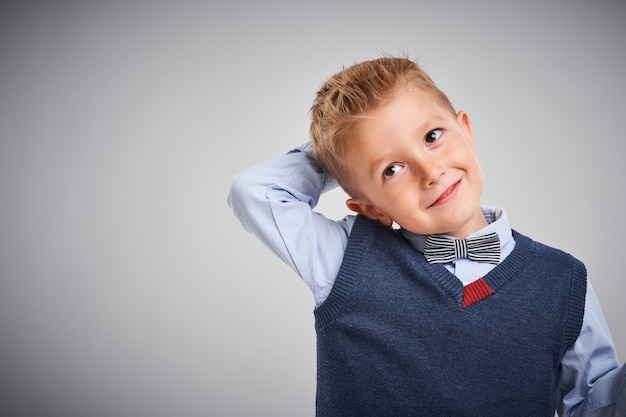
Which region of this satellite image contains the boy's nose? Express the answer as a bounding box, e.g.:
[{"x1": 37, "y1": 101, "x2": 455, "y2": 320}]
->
[{"x1": 417, "y1": 158, "x2": 445, "y2": 188}]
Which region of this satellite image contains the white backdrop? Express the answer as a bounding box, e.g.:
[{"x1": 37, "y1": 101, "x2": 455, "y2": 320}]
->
[{"x1": 0, "y1": 1, "x2": 624, "y2": 416}]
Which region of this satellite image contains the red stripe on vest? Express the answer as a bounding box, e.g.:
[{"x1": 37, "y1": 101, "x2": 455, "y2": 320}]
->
[{"x1": 463, "y1": 278, "x2": 494, "y2": 308}]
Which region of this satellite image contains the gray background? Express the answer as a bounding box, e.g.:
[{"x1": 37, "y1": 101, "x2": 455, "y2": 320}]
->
[{"x1": 1, "y1": 1, "x2": 624, "y2": 416}]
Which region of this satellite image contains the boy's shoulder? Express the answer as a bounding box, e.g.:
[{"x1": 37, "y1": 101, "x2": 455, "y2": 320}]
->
[
  {"x1": 511, "y1": 230, "x2": 587, "y2": 278},
  {"x1": 513, "y1": 230, "x2": 582, "y2": 259}
]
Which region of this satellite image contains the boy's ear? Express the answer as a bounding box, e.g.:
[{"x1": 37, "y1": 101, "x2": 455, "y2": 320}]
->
[
  {"x1": 456, "y1": 110, "x2": 475, "y2": 146},
  {"x1": 346, "y1": 198, "x2": 393, "y2": 227}
]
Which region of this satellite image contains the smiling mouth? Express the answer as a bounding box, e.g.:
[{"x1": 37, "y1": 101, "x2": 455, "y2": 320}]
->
[{"x1": 429, "y1": 180, "x2": 461, "y2": 207}]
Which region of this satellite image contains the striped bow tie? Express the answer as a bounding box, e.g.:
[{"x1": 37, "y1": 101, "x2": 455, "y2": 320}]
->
[{"x1": 423, "y1": 232, "x2": 500, "y2": 264}]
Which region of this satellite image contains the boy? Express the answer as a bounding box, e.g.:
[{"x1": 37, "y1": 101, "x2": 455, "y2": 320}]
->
[{"x1": 228, "y1": 56, "x2": 625, "y2": 416}]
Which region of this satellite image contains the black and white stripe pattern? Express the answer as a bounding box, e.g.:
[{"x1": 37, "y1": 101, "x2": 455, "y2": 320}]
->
[{"x1": 423, "y1": 232, "x2": 501, "y2": 264}]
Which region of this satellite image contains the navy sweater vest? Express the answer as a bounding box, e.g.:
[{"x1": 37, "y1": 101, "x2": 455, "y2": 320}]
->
[{"x1": 314, "y1": 215, "x2": 587, "y2": 417}]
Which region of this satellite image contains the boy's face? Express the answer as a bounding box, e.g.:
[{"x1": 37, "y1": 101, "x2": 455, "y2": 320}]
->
[{"x1": 345, "y1": 88, "x2": 487, "y2": 239}]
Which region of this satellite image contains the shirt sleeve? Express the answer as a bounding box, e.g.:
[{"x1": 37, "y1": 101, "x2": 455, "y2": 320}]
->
[
  {"x1": 227, "y1": 143, "x2": 354, "y2": 305},
  {"x1": 557, "y1": 282, "x2": 626, "y2": 416}
]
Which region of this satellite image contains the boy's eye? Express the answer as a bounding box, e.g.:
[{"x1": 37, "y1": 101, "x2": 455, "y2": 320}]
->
[
  {"x1": 425, "y1": 129, "x2": 442, "y2": 143},
  {"x1": 383, "y1": 164, "x2": 403, "y2": 179}
]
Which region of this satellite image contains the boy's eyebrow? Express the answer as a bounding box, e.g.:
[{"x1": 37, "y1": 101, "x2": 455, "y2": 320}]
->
[
  {"x1": 410, "y1": 114, "x2": 447, "y2": 140},
  {"x1": 368, "y1": 152, "x2": 393, "y2": 179},
  {"x1": 420, "y1": 115, "x2": 446, "y2": 131}
]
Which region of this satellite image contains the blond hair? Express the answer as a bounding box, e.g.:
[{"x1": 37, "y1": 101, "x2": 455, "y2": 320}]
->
[{"x1": 309, "y1": 56, "x2": 455, "y2": 197}]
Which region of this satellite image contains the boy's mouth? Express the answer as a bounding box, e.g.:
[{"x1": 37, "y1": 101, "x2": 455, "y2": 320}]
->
[{"x1": 429, "y1": 180, "x2": 461, "y2": 207}]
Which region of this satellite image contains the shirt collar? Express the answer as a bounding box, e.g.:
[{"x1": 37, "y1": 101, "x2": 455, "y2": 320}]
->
[{"x1": 399, "y1": 206, "x2": 513, "y2": 254}]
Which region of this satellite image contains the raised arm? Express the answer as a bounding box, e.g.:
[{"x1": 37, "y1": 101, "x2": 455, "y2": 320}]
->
[{"x1": 227, "y1": 143, "x2": 354, "y2": 305}]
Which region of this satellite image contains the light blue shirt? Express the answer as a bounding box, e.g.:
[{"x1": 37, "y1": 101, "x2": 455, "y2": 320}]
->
[{"x1": 228, "y1": 142, "x2": 626, "y2": 416}]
